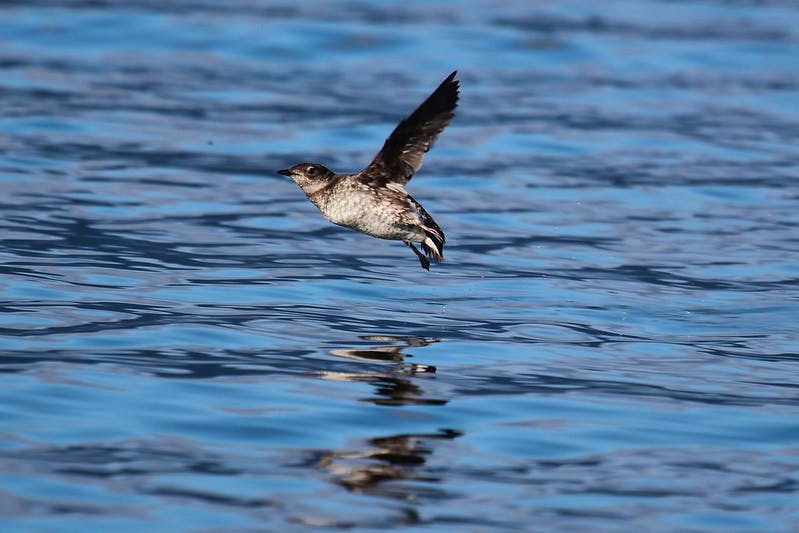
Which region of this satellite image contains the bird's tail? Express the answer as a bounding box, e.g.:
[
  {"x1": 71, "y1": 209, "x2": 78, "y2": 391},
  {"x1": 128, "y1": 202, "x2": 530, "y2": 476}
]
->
[
  {"x1": 421, "y1": 222, "x2": 445, "y2": 262},
  {"x1": 406, "y1": 192, "x2": 445, "y2": 262}
]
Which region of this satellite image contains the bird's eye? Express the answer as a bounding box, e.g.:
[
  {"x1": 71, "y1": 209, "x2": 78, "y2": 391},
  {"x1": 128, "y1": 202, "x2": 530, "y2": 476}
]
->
[{"x1": 306, "y1": 166, "x2": 316, "y2": 176}]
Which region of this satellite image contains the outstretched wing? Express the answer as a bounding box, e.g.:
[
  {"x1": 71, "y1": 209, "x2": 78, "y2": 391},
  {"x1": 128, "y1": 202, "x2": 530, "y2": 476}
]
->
[{"x1": 360, "y1": 71, "x2": 459, "y2": 186}]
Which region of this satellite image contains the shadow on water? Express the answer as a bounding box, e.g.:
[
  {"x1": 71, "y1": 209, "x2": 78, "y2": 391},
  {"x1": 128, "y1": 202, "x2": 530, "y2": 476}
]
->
[
  {"x1": 0, "y1": 334, "x2": 460, "y2": 527},
  {"x1": 0, "y1": 429, "x2": 465, "y2": 526},
  {"x1": 297, "y1": 428, "x2": 463, "y2": 527}
]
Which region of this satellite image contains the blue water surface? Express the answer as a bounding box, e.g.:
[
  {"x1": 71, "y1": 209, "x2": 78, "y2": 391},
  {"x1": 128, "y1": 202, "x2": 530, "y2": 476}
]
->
[{"x1": 1, "y1": 0, "x2": 798, "y2": 531}]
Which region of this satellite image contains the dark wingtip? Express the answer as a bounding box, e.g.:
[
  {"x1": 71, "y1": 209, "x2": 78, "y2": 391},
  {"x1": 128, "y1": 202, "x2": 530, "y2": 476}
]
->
[
  {"x1": 407, "y1": 71, "x2": 459, "y2": 124},
  {"x1": 444, "y1": 70, "x2": 459, "y2": 91},
  {"x1": 439, "y1": 70, "x2": 460, "y2": 106}
]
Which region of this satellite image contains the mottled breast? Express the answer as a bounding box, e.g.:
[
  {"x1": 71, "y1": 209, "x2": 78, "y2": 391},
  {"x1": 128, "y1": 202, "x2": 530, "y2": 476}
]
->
[{"x1": 314, "y1": 181, "x2": 423, "y2": 241}]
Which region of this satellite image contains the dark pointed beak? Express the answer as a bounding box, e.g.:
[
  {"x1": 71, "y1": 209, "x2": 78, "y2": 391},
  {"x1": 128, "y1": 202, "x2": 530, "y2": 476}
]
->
[{"x1": 277, "y1": 168, "x2": 292, "y2": 177}]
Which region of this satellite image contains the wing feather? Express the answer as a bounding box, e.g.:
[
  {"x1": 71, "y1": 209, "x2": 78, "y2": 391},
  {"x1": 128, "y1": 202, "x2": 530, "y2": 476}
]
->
[{"x1": 360, "y1": 71, "x2": 459, "y2": 186}]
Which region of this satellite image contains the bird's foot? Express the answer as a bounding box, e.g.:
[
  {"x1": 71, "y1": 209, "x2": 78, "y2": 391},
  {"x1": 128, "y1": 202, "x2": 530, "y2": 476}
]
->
[{"x1": 405, "y1": 241, "x2": 430, "y2": 271}]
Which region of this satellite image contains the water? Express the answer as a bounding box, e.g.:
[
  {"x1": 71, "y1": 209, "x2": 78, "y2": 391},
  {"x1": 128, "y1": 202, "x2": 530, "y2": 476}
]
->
[{"x1": 1, "y1": 0, "x2": 798, "y2": 530}]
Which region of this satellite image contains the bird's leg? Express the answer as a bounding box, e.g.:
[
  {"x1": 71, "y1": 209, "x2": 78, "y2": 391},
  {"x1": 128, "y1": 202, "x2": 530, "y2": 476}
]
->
[{"x1": 405, "y1": 241, "x2": 430, "y2": 270}]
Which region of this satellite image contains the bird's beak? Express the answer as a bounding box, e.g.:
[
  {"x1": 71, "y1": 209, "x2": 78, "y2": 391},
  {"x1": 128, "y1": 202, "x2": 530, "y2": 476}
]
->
[{"x1": 277, "y1": 168, "x2": 292, "y2": 177}]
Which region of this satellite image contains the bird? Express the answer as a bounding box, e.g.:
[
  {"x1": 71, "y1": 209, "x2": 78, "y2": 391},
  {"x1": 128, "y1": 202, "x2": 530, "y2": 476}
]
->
[{"x1": 278, "y1": 71, "x2": 459, "y2": 271}]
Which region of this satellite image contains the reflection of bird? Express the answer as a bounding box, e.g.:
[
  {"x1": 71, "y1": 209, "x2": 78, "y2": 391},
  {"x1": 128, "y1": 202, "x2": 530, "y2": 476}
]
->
[
  {"x1": 330, "y1": 335, "x2": 438, "y2": 365},
  {"x1": 321, "y1": 336, "x2": 441, "y2": 406},
  {"x1": 278, "y1": 72, "x2": 459, "y2": 270}
]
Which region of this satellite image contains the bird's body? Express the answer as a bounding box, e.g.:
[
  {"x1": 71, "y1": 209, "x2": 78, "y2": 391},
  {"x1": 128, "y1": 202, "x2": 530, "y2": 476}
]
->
[
  {"x1": 278, "y1": 71, "x2": 459, "y2": 270},
  {"x1": 308, "y1": 177, "x2": 442, "y2": 252}
]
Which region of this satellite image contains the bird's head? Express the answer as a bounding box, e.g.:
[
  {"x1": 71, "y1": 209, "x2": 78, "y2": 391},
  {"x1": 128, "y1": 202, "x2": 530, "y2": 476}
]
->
[{"x1": 277, "y1": 163, "x2": 335, "y2": 194}]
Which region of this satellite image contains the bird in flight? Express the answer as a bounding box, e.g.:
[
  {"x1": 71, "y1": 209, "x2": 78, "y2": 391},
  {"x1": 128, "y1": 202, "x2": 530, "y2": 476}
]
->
[{"x1": 278, "y1": 71, "x2": 459, "y2": 270}]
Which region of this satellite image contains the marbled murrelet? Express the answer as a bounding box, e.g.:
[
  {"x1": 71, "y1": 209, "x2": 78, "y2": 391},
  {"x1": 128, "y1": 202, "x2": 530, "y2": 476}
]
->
[{"x1": 278, "y1": 71, "x2": 459, "y2": 270}]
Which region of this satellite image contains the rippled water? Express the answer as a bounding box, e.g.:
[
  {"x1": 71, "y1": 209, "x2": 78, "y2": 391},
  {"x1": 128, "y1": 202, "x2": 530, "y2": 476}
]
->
[{"x1": 2, "y1": 1, "x2": 798, "y2": 530}]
